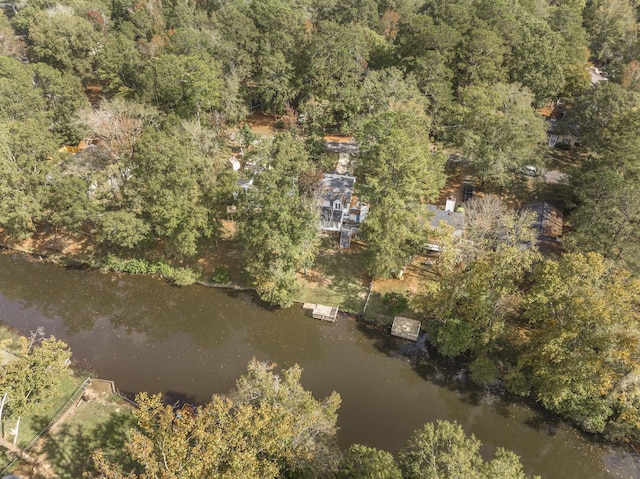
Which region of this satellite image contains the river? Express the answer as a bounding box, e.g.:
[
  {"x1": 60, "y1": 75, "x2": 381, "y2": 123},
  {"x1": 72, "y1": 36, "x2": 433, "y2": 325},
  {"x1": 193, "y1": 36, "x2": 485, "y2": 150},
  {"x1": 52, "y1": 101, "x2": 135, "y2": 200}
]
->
[{"x1": 0, "y1": 253, "x2": 637, "y2": 478}]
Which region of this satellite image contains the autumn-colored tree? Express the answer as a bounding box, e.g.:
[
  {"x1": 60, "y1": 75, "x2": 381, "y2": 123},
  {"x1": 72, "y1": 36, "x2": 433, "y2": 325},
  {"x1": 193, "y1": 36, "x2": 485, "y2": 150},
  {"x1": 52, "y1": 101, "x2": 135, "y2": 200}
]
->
[
  {"x1": 421, "y1": 199, "x2": 539, "y2": 366},
  {"x1": 509, "y1": 252, "x2": 640, "y2": 439},
  {"x1": 87, "y1": 359, "x2": 340, "y2": 479}
]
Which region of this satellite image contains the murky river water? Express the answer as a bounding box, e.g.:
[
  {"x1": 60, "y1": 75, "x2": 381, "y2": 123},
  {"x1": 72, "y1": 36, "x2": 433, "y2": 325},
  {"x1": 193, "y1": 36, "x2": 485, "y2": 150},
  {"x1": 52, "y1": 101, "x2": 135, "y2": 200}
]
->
[{"x1": 0, "y1": 253, "x2": 638, "y2": 478}]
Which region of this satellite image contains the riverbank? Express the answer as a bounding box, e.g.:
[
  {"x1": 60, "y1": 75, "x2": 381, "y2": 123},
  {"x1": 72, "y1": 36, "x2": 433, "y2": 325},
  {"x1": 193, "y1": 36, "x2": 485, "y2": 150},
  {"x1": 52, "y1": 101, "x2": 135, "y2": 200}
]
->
[
  {"x1": 0, "y1": 257, "x2": 636, "y2": 479},
  {"x1": 0, "y1": 223, "x2": 427, "y2": 327}
]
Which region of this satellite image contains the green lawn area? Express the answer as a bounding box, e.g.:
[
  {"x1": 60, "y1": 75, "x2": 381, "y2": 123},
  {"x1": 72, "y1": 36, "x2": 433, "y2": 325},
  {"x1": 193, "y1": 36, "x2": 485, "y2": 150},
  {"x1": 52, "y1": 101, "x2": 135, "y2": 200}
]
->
[
  {"x1": 364, "y1": 279, "x2": 423, "y2": 326},
  {"x1": 17, "y1": 374, "x2": 84, "y2": 446},
  {"x1": 39, "y1": 397, "x2": 136, "y2": 478},
  {"x1": 297, "y1": 238, "x2": 430, "y2": 325},
  {"x1": 0, "y1": 373, "x2": 83, "y2": 470},
  {"x1": 297, "y1": 238, "x2": 370, "y2": 314}
]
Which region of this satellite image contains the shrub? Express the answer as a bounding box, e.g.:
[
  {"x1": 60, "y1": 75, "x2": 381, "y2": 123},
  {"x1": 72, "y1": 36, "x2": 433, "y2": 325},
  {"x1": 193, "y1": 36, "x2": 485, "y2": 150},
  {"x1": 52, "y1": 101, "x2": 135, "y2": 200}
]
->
[
  {"x1": 382, "y1": 292, "x2": 408, "y2": 315},
  {"x1": 469, "y1": 356, "x2": 499, "y2": 386},
  {"x1": 211, "y1": 265, "x2": 231, "y2": 284},
  {"x1": 104, "y1": 256, "x2": 151, "y2": 274},
  {"x1": 165, "y1": 267, "x2": 199, "y2": 286},
  {"x1": 103, "y1": 257, "x2": 198, "y2": 286}
]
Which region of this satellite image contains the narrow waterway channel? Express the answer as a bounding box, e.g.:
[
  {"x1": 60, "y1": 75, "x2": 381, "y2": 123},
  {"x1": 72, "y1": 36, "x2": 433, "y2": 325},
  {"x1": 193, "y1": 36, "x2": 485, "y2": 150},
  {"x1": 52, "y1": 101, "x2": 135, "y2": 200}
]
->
[{"x1": 0, "y1": 253, "x2": 637, "y2": 478}]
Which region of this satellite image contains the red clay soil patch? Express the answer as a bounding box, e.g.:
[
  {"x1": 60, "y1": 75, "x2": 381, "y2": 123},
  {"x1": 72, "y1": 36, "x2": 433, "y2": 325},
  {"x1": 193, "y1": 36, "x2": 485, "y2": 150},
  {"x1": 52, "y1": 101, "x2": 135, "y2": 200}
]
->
[
  {"x1": 246, "y1": 111, "x2": 278, "y2": 137},
  {"x1": 85, "y1": 83, "x2": 103, "y2": 107},
  {"x1": 0, "y1": 226, "x2": 95, "y2": 258}
]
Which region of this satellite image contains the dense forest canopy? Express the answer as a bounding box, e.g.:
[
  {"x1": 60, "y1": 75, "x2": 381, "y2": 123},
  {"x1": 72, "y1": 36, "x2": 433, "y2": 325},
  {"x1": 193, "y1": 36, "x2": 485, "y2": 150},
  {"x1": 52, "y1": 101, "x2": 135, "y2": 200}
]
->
[{"x1": 2, "y1": 0, "x2": 640, "y2": 450}]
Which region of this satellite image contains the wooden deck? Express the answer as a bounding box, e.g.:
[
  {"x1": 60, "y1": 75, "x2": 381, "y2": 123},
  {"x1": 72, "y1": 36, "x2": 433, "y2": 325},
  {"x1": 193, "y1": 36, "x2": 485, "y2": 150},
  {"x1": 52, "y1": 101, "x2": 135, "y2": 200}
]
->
[
  {"x1": 312, "y1": 304, "x2": 339, "y2": 322},
  {"x1": 391, "y1": 316, "x2": 421, "y2": 341}
]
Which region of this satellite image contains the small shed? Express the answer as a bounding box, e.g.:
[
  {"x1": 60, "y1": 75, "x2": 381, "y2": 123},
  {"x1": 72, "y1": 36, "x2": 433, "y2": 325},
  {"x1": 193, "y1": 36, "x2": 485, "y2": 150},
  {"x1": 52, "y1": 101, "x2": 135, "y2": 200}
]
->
[
  {"x1": 312, "y1": 304, "x2": 339, "y2": 322},
  {"x1": 391, "y1": 316, "x2": 421, "y2": 341}
]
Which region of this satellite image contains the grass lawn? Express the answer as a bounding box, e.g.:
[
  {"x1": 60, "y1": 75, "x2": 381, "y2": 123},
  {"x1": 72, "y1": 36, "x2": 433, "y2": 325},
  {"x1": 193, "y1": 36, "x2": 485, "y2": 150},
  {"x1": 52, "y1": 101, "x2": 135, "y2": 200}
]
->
[
  {"x1": 297, "y1": 238, "x2": 370, "y2": 314},
  {"x1": 38, "y1": 396, "x2": 136, "y2": 478},
  {"x1": 0, "y1": 373, "x2": 84, "y2": 471},
  {"x1": 363, "y1": 258, "x2": 429, "y2": 326},
  {"x1": 16, "y1": 374, "x2": 84, "y2": 446}
]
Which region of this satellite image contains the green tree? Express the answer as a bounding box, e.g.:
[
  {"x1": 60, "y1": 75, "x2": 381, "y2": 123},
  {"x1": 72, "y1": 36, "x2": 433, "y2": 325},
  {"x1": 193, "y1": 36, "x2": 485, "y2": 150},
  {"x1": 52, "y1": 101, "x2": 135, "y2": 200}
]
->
[
  {"x1": 0, "y1": 334, "x2": 71, "y2": 444},
  {"x1": 565, "y1": 174, "x2": 640, "y2": 272},
  {"x1": 0, "y1": 13, "x2": 25, "y2": 59},
  {"x1": 358, "y1": 68, "x2": 427, "y2": 119},
  {"x1": 304, "y1": 20, "x2": 372, "y2": 128},
  {"x1": 129, "y1": 127, "x2": 224, "y2": 256},
  {"x1": 508, "y1": 16, "x2": 565, "y2": 104},
  {"x1": 357, "y1": 108, "x2": 446, "y2": 278},
  {"x1": 584, "y1": 0, "x2": 638, "y2": 77},
  {"x1": 567, "y1": 82, "x2": 639, "y2": 152},
  {"x1": 510, "y1": 252, "x2": 640, "y2": 438},
  {"x1": 95, "y1": 32, "x2": 144, "y2": 97},
  {"x1": 25, "y1": 9, "x2": 102, "y2": 80},
  {"x1": 0, "y1": 118, "x2": 58, "y2": 240},
  {"x1": 32, "y1": 62, "x2": 89, "y2": 141},
  {"x1": 142, "y1": 54, "x2": 222, "y2": 121},
  {"x1": 421, "y1": 199, "x2": 539, "y2": 363},
  {"x1": 448, "y1": 82, "x2": 546, "y2": 186},
  {"x1": 564, "y1": 84, "x2": 640, "y2": 272},
  {"x1": 548, "y1": 0, "x2": 591, "y2": 97},
  {"x1": 338, "y1": 444, "x2": 402, "y2": 479},
  {"x1": 46, "y1": 174, "x2": 100, "y2": 231},
  {"x1": 394, "y1": 14, "x2": 458, "y2": 117},
  {"x1": 238, "y1": 133, "x2": 320, "y2": 307},
  {"x1": 361, "y1": 195, "x2": 425, "y2": 279},
  {"x1": 456, "y1": 26, "x2": 507, "y2": 87},
  {"x1": 398, "y1": 420, "x2": 538, "y2": 479},
  {"x1": 423, "y1": 245, "x2": 538, "y2": 358},
  {"x1": 0, "y1": 57, "x2": 45, "y2": 121}
]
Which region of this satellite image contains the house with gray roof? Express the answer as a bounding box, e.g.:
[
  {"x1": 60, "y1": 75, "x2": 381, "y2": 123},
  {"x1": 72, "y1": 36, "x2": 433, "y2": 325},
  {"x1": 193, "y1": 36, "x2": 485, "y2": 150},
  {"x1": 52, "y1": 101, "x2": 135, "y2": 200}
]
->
[
  {"x1": 427, "y1": 198, "x2": 465, "y2": 237},
  {"x1": 318, "y1": 174, "x2": 368, "y2": 247}
]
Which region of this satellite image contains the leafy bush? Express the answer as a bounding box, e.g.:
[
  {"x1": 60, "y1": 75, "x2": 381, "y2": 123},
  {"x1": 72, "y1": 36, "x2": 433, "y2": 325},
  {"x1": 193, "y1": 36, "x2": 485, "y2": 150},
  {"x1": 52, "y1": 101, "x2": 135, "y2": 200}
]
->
[
  {"x1": 469, "y1": 356, "x2": 499, "y2": 386},
  {"x1": 382, "y1": 292, "x2": 408, "y2": 315},
  {"x1": 103, "y1": 256, "x2": 198, "y2": 286},
  {"x1": 165, "y1": 267, "x2": 199, "y2": 286},
  {"x1": 211, "y1": 265, "x2": 231, "y2": 284},
  {"x1": 104, "y1": 256, "x2": 151, "y2": 274}
]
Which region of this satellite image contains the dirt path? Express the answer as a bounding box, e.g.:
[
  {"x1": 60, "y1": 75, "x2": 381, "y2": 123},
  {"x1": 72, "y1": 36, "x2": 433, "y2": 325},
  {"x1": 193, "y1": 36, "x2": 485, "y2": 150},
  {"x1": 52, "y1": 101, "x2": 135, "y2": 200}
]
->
[{"x1": 1, "y1": 436, "x2": 58, "y2": 479}]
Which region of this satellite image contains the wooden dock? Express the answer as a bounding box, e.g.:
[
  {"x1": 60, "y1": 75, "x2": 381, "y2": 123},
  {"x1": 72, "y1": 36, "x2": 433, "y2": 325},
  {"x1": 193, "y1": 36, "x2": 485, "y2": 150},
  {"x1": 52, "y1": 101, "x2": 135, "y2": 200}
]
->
[
  {"x1": 311, "y1": 304, "x2": 339, "y2": 322},
  {"x1": 391, "y1": 316, "x2": 421, "y2": 341}
]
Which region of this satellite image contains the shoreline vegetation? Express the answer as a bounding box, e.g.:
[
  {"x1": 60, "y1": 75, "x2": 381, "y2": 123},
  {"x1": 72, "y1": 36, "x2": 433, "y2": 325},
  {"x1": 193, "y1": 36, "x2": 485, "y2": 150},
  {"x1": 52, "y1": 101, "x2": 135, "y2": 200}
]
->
[{"x1": 3, "y1": 0, "x2": 640, "y2": 468}]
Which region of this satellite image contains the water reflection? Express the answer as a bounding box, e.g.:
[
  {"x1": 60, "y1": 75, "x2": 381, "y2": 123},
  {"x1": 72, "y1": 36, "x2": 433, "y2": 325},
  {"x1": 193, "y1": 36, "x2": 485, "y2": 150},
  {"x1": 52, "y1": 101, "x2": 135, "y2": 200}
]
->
[{"x1": 0, "y1": 253, "x2": 638, "y2": 479}]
